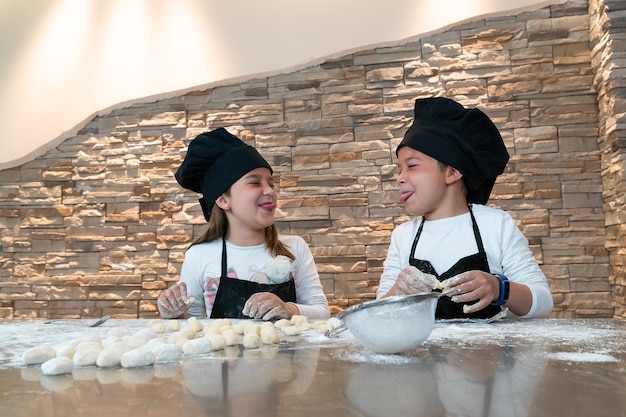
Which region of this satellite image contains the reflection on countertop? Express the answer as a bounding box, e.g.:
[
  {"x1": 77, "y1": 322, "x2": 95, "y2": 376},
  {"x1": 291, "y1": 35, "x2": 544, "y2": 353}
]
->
[{"x1": 0, "y1": 318, "x2": 625, "y2": 417}]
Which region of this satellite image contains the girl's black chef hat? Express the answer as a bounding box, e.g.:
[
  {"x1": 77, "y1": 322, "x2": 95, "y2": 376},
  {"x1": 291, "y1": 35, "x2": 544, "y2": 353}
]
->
[
  {"x1": 396, "y1": 97, "x2": 509, "y2": 205},
  {"x1": 175, "y1": 128, "x2": 272, "y2": 221}
]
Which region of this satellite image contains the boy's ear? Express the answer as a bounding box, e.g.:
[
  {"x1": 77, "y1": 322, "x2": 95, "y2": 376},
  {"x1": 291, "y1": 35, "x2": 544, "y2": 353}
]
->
[
  {"x1": 445, "y1": 167, "x2": 463, "y2": 185},
  {"x1": 215, "y1": 194, "x2": 230, "y2": 211}
]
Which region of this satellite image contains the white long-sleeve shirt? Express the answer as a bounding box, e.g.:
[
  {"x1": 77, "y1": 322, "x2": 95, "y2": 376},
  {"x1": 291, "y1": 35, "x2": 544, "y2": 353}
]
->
[
  {"x1": 377, "y1": 204, "x2": 553, "y2": 318},
  {"x1": 180, "y1": 235, "x2": 330, "y2": 320}
]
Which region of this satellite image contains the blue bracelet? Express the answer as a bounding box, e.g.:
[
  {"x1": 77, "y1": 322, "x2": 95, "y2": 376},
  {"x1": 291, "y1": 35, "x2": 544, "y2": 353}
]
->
[{"x1": 491, "y1": 273, "x2": 510, "y2": 306}]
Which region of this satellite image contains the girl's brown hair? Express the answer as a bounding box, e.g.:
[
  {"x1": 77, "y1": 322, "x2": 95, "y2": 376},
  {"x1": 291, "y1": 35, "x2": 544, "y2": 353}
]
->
[{"x1": 190, "y1": 197, "x2": 295, "y2": 261}]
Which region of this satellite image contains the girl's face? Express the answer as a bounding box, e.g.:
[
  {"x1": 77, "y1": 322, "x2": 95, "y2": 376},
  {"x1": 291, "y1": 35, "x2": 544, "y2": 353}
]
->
[
  {"x1": 220, "y1": 167, "x2": 277, "y2": 233},
  {"x1": 396, "y1": 146, "x2": 459, "y2": 220}
]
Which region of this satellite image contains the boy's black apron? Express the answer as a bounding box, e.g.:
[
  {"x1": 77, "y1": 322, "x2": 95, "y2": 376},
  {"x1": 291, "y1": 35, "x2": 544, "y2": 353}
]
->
[
  {"x1": 210, "y1": 239, "x2": 297, "y2": 319},
  {"x1": 409, "y1": 206, "x2": 502, "y2": 319}
]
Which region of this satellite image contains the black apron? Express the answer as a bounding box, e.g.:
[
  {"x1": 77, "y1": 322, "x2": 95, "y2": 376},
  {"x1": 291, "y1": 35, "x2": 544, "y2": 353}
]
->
[
  {"x1": 409, "y1": 206, "x2": 502, "y2": 319},
  {"x1": 209, "y1": 238, "x2": 297, "y2": 319}
]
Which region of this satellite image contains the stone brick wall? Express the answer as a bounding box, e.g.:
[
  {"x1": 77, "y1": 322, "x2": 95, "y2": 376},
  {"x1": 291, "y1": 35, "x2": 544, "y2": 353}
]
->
[
  {"x1": 589, "y1": 0, "x2": 626, "y2": 317},
  {"x1": 1, "y1": 0, "x2": 623, "y2": 319}
]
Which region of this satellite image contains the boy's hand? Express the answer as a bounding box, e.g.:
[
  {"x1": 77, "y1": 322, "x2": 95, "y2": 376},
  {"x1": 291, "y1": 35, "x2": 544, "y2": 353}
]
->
[{"x1": 392, "y1": 266, "x2": 441, "y2": 295}]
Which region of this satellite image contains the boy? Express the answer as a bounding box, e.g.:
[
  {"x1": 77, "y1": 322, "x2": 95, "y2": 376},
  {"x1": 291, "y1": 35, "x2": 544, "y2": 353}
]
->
[{"x1": 377, "y1": 97, "x2": 553, "y2": 319}]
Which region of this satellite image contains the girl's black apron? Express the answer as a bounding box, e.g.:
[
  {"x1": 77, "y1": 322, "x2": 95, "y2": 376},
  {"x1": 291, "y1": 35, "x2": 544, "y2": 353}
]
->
[
  {"x1": 409, "y1": 206, "x2": 502, "y2": 319},
  {"x1": 210, "y1": 239, "x2": 297, "y2": 319}
]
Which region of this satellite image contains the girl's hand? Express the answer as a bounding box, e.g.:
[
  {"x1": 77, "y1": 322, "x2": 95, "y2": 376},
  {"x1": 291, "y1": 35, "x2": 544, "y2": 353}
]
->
[
  {"x1": 242, "y1": 292, "x2": 299, "y2": 320},
  {"x1": 157, "y1": 282, "x2": 194, "y2": 319},
  {"x1": 440, "y1": 271, "x2": 500, "y2": 313}
]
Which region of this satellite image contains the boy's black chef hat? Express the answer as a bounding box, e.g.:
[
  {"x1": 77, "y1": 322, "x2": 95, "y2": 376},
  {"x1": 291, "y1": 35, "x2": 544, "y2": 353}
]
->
[
  {"x1": 175, "y1": 128, "x2": 272, "y2": 221},
  {"x1": 397, "y1": 97, "x2": 509, "y2": 204}
]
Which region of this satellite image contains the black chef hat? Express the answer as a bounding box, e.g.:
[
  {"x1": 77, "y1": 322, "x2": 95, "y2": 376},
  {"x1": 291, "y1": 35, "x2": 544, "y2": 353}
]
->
[
  {"x1": 175, "y1": 128, "x2": 272, "y2": 221},
  {"x1": 396, "y1": 97, "x2": 509, "y2": 204}
]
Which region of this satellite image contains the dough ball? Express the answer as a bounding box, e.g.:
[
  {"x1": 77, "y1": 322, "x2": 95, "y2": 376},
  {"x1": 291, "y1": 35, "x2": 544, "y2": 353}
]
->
[
  {"x1": 209, "y1": 318, "x2": 232, "y2": 329},
  {"x1": 151, "y1": 322, "x2": 167, "y2": 334},
  {"x1": 124, "y1": 335, "x2": 148, "y2": 349},
  {"x1": 260, "y1": 326, "x2": 280, "y2": 345},
  {"x1": 107, "y1": 327, "x2": 130, "y2": 338},
  {"x1": 179, "y1": 326, "x2": 197, "y2": 340},
  {"x1": 231, "y1": 322, "x2": 246, "y2": 334},
  {"x1": 168, "y1": 320, "x2": 181, "y2": 331},
  {"x1": 54, "y1": 344, "x2": 76, "y2": 359},
  {"x1": 202, "y1": 326, "x2": 219, "y2": 336},
  {"x1": 101, "y1": 336, "x2": 123, "y2": 349},
  {"x1": 75, "y1": 341, "x2": 102, "y2": 352},
  {"x1": 147, "y1": 319, "x2": 161, "y2": 327},
  {"x1": 73, "y1": 348, "x2": 102, "y2": 367},
  {"x1": 316, "y1": 322, "x2": 334, "y2": 334},
  {"x1": 205, "y1": 334, "x2": 226, "y2": 351},
  {"x1": 290, "y1": 315, "x2": 308, "y2": 327},
  {"x1": 134, "y1": 327, "x2": 157, "y2": 340},
  {"x1": 243, "y1": 323, "x2": 261, "y2": 336},
  {"x1": 182, "y1": 337, "x2": 212, "y2": 355},
  {"x1": 23, "y1": 345, "x2": 56, "y2": 365},
  {"x1": 41, "y1": 357, "x2": 74, "y2": 376},
  {"x1": 120, "y1": 348, "x2": 155, "y2": 368},
  {"x1": 281, "y1": 325, "x2": 302, "y2": 336},
  {"x1": 96, "y1": 343, "x2": 133, "y2": 368},
  {"x1": 187, "y1": 317, "x2": 203, "y2": 332},
  {"x1": 242, "y1": 332, "x2": 261, "y2": 349},
  {"x1": 273, "y1": 319, "x2": 291, "y2": 328},
  {"x1": 221, "y1": 329, "x2": 239, "y2": 346},
  {"x1": 151, "y1": 344, "x2": 181, "y2": 363},
  {"x1": 327, "y1": 317, "x2": 342, "y2": 329}
]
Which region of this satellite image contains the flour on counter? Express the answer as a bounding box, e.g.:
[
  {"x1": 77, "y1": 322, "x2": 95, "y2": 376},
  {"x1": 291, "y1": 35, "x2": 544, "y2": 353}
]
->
[{"x1": 547, "y1": 351, "x2": 619, "y2": 363}]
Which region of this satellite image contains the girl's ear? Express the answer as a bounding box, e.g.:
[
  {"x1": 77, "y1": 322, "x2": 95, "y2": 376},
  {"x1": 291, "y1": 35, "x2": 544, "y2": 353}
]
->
[
  {"x1": 215, "y1": 194, "x2": 230, "y2": 211},
  {"x1": 445, "y1": 166, "x2": 463, "y2": 185}
]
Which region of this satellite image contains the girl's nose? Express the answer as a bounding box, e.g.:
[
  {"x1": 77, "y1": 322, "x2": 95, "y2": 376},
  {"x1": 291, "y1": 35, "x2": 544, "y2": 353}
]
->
[{"x1": 263, "y1": 184, "x2": 275, "y2": 195}]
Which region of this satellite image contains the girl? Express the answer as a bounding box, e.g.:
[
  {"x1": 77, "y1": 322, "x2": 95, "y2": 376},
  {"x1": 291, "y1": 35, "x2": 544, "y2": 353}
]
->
[{"x1": 158, "y1": 128, "x2": 330, "y2": 321}]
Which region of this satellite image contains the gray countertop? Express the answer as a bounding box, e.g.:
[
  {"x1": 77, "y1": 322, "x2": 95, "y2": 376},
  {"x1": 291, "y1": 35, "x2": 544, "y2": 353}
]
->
[{"x1": 0, "y1": 318, "x2": 625, "y2": 417}]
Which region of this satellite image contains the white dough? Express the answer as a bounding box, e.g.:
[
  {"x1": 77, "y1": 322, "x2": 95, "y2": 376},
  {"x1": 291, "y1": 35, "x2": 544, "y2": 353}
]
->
[
  {"x1": 260, "y1": 325, "x2": 281, "y2": 344},
  {"x1": 55, "y1": 344, "x2": 76, "y2": 359},
  {"x1": 23, "y1": 345, "x2": 57, "y2": 365},
  {"x1": 120, "y1": 348, "x2": 154, "y2": 368},
  {"x1": 205, "y1": 334, "x2": 226, "y2": 351},
  {"x1": 281, "y1": 325, "x2": 302, "y2": 336},
  {"x1": 168, "y1": 320, "x2": 181, "y2": 331},
  {"x1": 73, "y1": 347, "x2": 102, "y2": 367},
  {"x1": 243, "y1": 323, "x2": 261, "y2": 336},
  {"x1": 41, "y1": 357, "x2": 74, "y2": 376},
  {"x1": 242, "y1": 332, "x2": 261, "y2": 349},
  {"x1": 187, "y1": 317, "x2": 203, "y2": 332},
  {"x1": 290, "y1": 315, "x2": 308, "y2": 326},
  {"x1": 107, "y1": 327, "x2": 130, "y2": 338},
  {"x1": 75, "y1": 341, "x2": 102, "y2": 352},
  {"x1": 96, "y1": 343, "x2": 133, "y2": 367},
  {"x1": 179, "y1": 327, "x2": 197, "y2": 339},
  {"x1": 182, "y1": 337, "x2": 212, "y2": 355},
  {"x1": 151, "y1": 323, "x2": 167, "y2": 334},
  {"x1": 124, "y1": 335, "x2": 148, "y2": 348},
  {"x1": 273, "y1": 319, "x2": 291, "y2": 328},
  {"x1": 209, "y1": 318, "x2": 232, "y2": 329},
  {"x1": 221, "y1": 328, "x2": 239, "y2": 346},
  {"x1": 231, "y1": 322, "x2": 246, "y2": 334},
  {"x1": 134, "y1": 327, "x2": 157, "y2": 340},
  {"x1": 151, "y1": 344, "x2": 181, "y2": 363}
]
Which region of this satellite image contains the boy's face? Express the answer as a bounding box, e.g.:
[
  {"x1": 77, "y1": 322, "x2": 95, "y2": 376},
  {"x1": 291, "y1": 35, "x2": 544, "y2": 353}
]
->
[{"x1": 396, "y1": 147, "x2": 458, "y2": 219}]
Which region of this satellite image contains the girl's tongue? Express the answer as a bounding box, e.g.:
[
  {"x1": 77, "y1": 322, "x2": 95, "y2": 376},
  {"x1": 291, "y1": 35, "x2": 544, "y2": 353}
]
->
[
  {"x1": 259, "y1": 202, "x2": 276, "y2": 211},
  {"x1": 400, "y1": 191, "x2": 413, "y2": 203}
]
